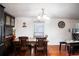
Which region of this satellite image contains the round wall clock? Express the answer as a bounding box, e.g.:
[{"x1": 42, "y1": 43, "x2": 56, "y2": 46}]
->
[{"x1": 58, "y1": 21, "x2": 65, "y2": 28}]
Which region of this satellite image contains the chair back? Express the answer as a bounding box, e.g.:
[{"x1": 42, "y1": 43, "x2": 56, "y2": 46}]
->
[
  {"x1": 36, "y1": 37, "x2": 46, "y2": 41},
  {"x1": 36, "y1": 37, "x2": 47, "y2": 47},
  {"x1": 13, "y1": 41, "x2": 20, "y2": 48},
  {"x1": 38, "y1": 40, "x2": 45, "y2": 47},
  {"x1": 19, "y1": 36, "x2": 28, "y2": 46}
]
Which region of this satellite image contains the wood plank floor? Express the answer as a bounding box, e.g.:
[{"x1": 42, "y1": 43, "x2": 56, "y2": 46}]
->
[
  {"x1": 9, "y1": 45, "x2": 79, "y2": 56},
  {"x1": 48, "y1": 45, "x2": 79, "y2": 56},
  {"x1": 48, "y1": 45, "x2": 68, "y2": 56}
]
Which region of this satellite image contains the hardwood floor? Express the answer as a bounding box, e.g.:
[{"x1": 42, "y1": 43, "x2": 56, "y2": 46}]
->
[
  {"x1": 48, "y1": 45, "x2": 68, "y2": 56},
  {"x1": 9, "y1": 45, "x2": 79, "y2": 56},
  {"x1": 48, "y1": 45, "x2": 79, "y2": 56}
]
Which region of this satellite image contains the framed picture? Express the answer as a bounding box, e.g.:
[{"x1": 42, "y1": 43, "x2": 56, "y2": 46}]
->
[
  {"x1": 11, "y1": 17, "x2": 15, "y2": 26},
  {"x1": 5, "y1": 15, "x2": 10, "y2": 25}
]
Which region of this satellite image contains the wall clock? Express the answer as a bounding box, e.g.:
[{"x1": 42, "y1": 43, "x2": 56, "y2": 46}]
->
[{"x1": 58, "y1": 21, "x2": 65, "y2": 28}]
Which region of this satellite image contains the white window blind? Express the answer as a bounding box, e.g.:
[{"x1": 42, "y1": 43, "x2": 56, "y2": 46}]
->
[{"x1": 34, "y1": 21, "x2": 44, "y2": 37}]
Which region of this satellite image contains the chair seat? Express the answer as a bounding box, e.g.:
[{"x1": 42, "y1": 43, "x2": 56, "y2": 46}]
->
[
  {"x1": 37, "y1": 47, "x2": 44, "y2": 50},
  {"x1": 21, "y1": 47, "x2": 29, "y2": 50}
]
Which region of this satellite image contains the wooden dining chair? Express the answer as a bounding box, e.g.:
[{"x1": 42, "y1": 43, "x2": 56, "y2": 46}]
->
[
  {"x1": 13, "y1": 41, "x2": 21, "y2": 55},
  {"x1": 35, "y1": 37, "x2": 48, "y2": 56},
  {"x1": 19, "y1": 36, "x2": 31, "y2": 55}
]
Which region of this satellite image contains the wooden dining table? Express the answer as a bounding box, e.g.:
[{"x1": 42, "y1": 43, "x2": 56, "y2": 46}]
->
[{"x1": 13, "y1": 38, "x2": 48, "y2": 56}]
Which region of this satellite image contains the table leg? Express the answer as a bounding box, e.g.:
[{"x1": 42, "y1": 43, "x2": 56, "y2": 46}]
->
[
  {"x1": 59, "y1": 43, "x2": 61, "y2": 51},
  {"x1": 67, "y1": 45, "x2": 71, "y2": 56},
  {"x1": 65, "y1": 44, "x2": 67, "y2": 51}
]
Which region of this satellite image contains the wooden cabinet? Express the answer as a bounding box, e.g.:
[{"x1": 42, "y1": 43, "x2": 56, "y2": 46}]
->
[
  {"x1": 4, "y1": 12, "x2": 15, "y2": 39},
  {"x1": 4, "y1": 13, "x2": 15, "y2": 38},
  {"x1": 0, "y1": 4, "x2": 15, "y2": 56}
]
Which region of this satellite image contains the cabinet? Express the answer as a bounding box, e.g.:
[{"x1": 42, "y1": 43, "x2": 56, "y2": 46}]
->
[
  {"x1": 4, "y1": 13, "x2": 15, "y2": 36},
  {"x1": 0, "y1": 4, "x2": 15, "y2": 56}
]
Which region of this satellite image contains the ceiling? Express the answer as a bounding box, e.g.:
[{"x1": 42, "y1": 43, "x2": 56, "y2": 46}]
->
[{"x1": 1, "y1": 3, "x2": 79, "y2": 19}]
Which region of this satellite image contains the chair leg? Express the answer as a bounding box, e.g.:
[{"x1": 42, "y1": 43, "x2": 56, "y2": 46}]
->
[
  {"x1": 34, "y1": 47, "x2": 36, "y2": 56},
  {"x1": 46, "y1": 50, "x2": 48, "y2": 56},
  {"x1": 14, "y1": 48, "x2": 17, "y2": 55},
  {"x1": 34, "y1": 49, "x2": 36, "y2": 56},
  {"x1": 29, "y1": 48, "x2": 31, "y2": 56}
]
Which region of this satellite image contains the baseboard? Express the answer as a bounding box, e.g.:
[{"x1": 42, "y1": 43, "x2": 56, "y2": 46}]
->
[{"x1": 48, "y1": 43, "x2": 60, "y2": 45}]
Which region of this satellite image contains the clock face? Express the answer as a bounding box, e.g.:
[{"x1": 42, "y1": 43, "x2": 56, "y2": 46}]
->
[{"x1": 58, "y1": 21, "x2": 65, "y2": 28}]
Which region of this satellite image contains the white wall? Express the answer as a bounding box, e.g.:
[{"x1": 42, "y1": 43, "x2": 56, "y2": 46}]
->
[{"x1": 15, "y1": 17, "x2": 79, "y2": 45}]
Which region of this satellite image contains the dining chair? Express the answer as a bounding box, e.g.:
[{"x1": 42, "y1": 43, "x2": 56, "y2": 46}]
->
[
  {"x1": 3, "y1": 37, "x2": 14, "y2": 55},
  {"x1": 13, "y1": 41, "x2": 21, "y2": 55},
  {"x1": 35, "y1": 37, "x2": 47, "y2": 56},
  {"x1": 19, "y1": 36, "x2": 31, "y2": 55}
]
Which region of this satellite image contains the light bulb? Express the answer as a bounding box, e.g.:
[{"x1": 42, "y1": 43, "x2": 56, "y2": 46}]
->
[
  {"x1": 43, "y1": 15, "x2": 50, "y2": 20},
  {"x1": 37, "y1": 16, "x2": 41, "y2": 20}
]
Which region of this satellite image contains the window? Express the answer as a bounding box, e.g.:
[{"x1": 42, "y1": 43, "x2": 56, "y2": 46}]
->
[{"x1": 34, "y1": 21, "x2": 44, "y2": 37}]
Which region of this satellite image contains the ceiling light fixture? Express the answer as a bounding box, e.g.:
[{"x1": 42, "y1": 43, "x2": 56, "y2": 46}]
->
[{"x1": 37, "y1": 8, "x2": 50, "y2": 20}]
